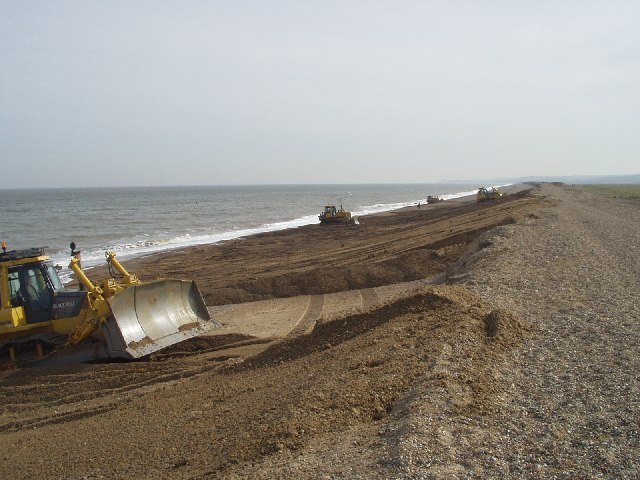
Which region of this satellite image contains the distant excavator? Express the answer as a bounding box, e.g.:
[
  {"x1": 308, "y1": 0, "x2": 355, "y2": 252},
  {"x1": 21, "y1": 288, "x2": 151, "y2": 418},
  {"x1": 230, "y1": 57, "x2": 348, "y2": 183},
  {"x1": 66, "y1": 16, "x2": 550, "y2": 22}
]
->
[
  {"x1": 0, "y1": 243, "x2": 219, "y2": 365},
  {"x1": 318, "y1": 205, "x2": 357, "y2": 225}
]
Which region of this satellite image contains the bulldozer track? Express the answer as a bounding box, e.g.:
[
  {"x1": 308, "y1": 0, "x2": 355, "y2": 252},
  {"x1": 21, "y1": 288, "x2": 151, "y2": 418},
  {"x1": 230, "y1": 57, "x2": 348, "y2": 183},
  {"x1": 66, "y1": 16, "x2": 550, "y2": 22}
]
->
[
  {"x1": 0, "y1": 402, "x2": 120, "y2": 433},
  {"x1": 287, "y1": 295, "x2": 325, "y2": 338},
  {"x1": 0, "y1": 362, "x2": 224, "y2": 432},
  {"x1": 1, "y1": 307, "x2": 341, "y2": 433},
  {"x1": 0, "y1": 329, "x2": 298, "y2": 433},
  {"x1": 360, "y1": 287, "x2": 379, "y2": 310},
  {"x1": 149, "y1": 337, "x2": 273, "y2": 361}
]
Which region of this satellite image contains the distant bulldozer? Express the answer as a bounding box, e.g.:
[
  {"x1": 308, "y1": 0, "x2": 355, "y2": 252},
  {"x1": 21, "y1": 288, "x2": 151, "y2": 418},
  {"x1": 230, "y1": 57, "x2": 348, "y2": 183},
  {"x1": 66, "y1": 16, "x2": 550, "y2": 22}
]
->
[
  {"x1": 477, "y1": 187, "x2": 504, "y2": 202},
  {"x1": 319, "y1": 205, "x2": 357, "y2": 225}
]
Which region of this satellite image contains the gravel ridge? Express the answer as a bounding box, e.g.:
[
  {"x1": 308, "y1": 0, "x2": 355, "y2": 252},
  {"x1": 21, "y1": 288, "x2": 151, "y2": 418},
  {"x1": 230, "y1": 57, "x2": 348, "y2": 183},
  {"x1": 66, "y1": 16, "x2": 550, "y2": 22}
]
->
[{"x1": 390, "y1": 184, "x2": 639, "y2": 479}]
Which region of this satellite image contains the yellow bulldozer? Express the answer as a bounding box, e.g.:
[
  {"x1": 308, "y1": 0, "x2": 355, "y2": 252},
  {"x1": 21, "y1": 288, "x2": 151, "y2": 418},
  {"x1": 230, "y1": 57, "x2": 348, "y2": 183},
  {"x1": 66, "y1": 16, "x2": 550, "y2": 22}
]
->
[
  {"x1": 318, "y1": 205, "x2": 357, "y2": 225},
  {"x1": 476, "y1": 186, "x2": 504, "y2": 203},
  {"x1": 0, "y1": 243, "x2": 218, "y2": 365}
]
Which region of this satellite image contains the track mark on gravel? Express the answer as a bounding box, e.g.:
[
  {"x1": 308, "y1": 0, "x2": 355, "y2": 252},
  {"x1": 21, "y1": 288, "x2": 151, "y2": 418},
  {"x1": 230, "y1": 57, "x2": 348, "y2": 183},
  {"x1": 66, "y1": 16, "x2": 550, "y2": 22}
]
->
[
  {"x1": 360, "y1": 287, "x2": 379, "y2": 310},
  {"x1": 0, "y1": 403, "x2": 119, "y2": 433},
  {"x1": 287, "y1": 295, "x2": 324, "y2": 338}
]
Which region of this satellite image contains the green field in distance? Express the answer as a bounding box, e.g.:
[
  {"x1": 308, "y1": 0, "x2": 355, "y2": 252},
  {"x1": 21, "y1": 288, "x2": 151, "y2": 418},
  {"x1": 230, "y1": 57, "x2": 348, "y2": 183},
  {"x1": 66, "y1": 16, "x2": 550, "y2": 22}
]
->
[{"x1": 581, "y1": 184, "x2": 640, "y2": 200}]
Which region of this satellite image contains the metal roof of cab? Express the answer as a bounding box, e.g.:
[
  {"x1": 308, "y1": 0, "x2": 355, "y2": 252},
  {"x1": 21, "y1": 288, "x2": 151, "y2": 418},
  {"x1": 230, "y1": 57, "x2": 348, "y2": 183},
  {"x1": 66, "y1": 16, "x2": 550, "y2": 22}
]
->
[{"x1": 0, "y1": 247, "x2": 48, "y2": 263}]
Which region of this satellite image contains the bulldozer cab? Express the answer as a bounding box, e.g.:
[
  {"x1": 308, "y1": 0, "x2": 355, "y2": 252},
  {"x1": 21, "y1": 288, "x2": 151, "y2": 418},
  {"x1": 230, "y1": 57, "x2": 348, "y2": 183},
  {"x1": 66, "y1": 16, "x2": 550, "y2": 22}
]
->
[
  {"x1": 323, "y1": 205, "x2": 337, "y2": 216},
  {"x1": 9, "y1": 262, "x2": 56, "y2": 323},
  {"x1": 6, "y1": 257, "x2": 86, "y2": 324}
]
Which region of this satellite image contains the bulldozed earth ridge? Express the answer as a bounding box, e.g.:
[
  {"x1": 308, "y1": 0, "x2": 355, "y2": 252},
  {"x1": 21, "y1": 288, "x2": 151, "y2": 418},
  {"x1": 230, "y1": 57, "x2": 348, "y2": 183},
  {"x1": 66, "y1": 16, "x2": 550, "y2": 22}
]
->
[
  {"x1": 99, "y1": 185, "x2": 544, "y2": 306},
  {"x1": 0, "y1": 186, "x2": 550, "y2": 479}
]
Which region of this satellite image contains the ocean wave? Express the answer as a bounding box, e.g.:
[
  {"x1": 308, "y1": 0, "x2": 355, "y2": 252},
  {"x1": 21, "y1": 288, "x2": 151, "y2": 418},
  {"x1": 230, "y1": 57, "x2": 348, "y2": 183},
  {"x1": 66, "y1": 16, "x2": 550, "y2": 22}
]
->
[{"x1": 53, "y1": 214, "x2": 323, "y2": 282}]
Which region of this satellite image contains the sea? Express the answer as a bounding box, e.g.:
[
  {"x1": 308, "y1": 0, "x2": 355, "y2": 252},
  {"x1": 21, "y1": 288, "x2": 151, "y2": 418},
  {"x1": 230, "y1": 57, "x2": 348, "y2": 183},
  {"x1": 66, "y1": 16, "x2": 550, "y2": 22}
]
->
[{"x1": 1, "y1": 183, "x2": 481, "y2": 282}]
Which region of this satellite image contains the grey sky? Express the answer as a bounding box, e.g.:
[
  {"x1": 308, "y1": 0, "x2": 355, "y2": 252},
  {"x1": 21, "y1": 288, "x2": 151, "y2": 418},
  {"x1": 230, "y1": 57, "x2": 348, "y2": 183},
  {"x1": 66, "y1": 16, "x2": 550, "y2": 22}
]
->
[{"x1": 1, "y1": 1, "x2": 639, "y2": 188}]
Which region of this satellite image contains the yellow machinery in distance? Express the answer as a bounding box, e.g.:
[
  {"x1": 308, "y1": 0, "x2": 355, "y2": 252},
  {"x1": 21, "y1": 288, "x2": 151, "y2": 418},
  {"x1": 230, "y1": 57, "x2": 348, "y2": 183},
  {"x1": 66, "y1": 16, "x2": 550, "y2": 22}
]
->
[
  {"x1": 318, "y1": 205, "x2": 357, "y2": 225},
  {"x1": 0, "y1": 244, "x2": 218, "y2": 364},
  {"x1": 477, "y1": 186, "x2": 504, "y2": 203}
]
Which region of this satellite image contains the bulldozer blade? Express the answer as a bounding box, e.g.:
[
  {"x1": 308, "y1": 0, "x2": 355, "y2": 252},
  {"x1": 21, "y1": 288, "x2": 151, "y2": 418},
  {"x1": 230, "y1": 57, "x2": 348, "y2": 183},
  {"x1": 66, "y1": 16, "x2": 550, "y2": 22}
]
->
[{"x1": 102, "y1": 280, "x2": 220, "y2": 359}]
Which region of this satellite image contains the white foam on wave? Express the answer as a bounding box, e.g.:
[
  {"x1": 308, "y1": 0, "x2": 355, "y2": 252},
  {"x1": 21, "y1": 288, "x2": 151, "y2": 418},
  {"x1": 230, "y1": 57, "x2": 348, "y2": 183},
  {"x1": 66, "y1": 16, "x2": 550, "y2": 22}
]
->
[
  {"x1": 439, "y1": 189, "x2": 478, "y2": 201},
  {"x1": 53, "y1": 213, "x2": 322, "y2": 282},
  {"x1": 352, "y1": 187, "x2": 486, "y2": 215}
]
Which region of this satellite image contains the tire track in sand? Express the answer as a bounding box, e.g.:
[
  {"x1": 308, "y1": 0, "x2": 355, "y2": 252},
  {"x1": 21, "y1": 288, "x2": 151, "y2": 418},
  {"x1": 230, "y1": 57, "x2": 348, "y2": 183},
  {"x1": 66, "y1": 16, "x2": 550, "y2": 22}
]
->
[
  {"x1": 286, "y1": 295, "x2": 325, "y2": 338},
  {"x1": 360, "y1": 287, "x2": 379, "y2": 311}
]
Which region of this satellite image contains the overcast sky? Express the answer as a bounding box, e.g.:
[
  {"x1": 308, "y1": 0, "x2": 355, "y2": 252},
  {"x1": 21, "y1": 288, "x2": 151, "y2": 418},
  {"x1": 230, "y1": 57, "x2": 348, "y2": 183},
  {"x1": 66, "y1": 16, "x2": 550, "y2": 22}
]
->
[{"x1": 1, "y1": 1, "x2": 639, "y2": 188}]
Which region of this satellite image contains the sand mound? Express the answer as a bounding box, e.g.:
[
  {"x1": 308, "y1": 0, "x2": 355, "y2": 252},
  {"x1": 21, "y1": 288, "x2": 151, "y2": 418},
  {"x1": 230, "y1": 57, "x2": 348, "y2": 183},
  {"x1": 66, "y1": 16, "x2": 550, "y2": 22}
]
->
[{"x1": 0, "y1": 285, "x2": 528, "y2": 478}]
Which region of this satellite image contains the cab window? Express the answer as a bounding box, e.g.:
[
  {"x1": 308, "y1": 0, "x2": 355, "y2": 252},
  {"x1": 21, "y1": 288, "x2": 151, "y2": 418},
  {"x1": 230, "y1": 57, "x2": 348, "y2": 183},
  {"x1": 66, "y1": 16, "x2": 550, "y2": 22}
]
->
[
  {"x1": 45, "y1": 264, "x2": 64, "y2": 291},
  {"x1": 25, "y1": 267, "x2": 51, "y2": 306},
  {"x1": 8, "y1": 267, "x2": 53, "y2": 309},
  {"x1": 8, "y1": 271, "x2": 22, "y2": 305}
]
